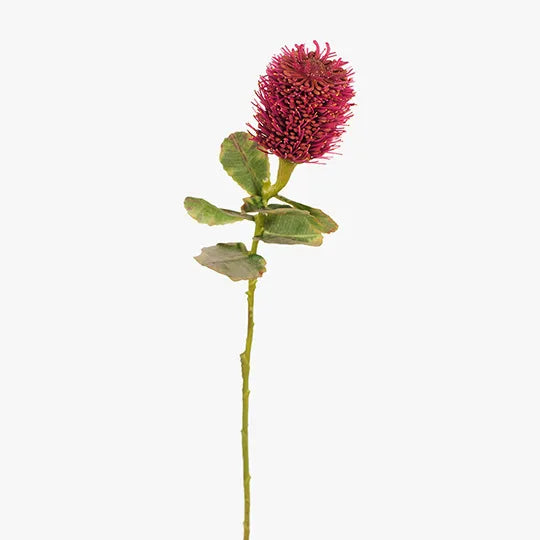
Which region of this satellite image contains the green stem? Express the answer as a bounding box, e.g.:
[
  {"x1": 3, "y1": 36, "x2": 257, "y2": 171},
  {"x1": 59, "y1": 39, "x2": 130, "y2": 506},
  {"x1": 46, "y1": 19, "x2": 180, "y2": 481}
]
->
[
  {"x1": 240, "y1": 158, "x2": 296, "y2": 537},
  {"x1": 265, "y1": 158, "x2": 297, "y2": 199},
  {"x1": 241, "y1": 213, "x2": 264, "y2": 540},
  {"x1": 240, "y1": 281, "x2": 254, "y2": 540}
]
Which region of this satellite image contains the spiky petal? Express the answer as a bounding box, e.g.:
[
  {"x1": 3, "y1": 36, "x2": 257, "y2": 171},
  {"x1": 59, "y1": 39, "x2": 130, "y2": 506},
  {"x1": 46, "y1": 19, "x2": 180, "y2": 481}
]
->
[{"x1": 249, "y1": 41, "x2": 355, "y2": 164}]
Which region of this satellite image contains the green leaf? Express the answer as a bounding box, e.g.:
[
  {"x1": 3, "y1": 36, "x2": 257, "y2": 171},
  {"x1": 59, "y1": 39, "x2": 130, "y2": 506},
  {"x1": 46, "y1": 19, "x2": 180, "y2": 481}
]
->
[
  {"x1": 241, "y1": 196, "x2": 292, "y2": 213},
  {"x1": 194, "y1": 243, "x2": 267, "y2": 281},
  {"x1": 220, "y1": 132, "x2": 269, "y2": 195},
  {"x1": 241, "y1": 195, "x2": 264, "y2": 212},
  {"x1": 257, "y1": 208, "x2": 323, "y2": 246},
  {"x1": 267, "y1": 203, "x2": 293, "y2": 210},
  {"x1": 184, "y1": 197, "x2": 254, "y2": 225},
  {"x1": 276, "y1": 195, "x2": 338, "y2": 234},
  {"x1": 258, "y1": 205, "x2": 307, "y2": 214}
]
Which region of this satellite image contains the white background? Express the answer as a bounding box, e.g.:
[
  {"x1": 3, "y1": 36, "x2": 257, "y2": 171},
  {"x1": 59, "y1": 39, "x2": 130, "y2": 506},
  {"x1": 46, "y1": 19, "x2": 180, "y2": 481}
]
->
[{"x1": 1, "y1": 1, "x2": 539, "y2": 539}]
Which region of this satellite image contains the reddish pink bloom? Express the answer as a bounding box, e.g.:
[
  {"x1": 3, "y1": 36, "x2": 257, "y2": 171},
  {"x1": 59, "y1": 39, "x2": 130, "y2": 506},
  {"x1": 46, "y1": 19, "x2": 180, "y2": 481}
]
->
[{"x1": 248, "y1": 41, "x2": 355, "y2": 164}]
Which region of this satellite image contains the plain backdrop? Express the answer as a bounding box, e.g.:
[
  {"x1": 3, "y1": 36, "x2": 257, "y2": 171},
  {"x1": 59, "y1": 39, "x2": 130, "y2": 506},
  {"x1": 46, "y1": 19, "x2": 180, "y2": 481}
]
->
[{"x1": 1, "y1": 1, "x2": 539, "y2": 539}]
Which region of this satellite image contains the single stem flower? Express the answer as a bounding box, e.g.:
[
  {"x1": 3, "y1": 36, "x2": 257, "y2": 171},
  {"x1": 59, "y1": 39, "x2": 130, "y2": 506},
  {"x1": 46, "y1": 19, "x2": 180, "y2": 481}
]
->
[{"x1": 184, "y1": 41, "x2": 355, "y2": 539}]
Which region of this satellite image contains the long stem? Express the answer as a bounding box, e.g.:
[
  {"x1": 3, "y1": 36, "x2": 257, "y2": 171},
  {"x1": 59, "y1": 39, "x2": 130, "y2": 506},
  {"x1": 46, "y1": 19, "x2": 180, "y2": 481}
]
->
[
  {"x1": 240, "y1": 280, "x2": 254, "y2": 540},
  {"x1": 240, "y1": 158, "x2": 295, "y2": 538},
  {"x1": 240, "y1": 213, "x2": 264, "y2": 540}
]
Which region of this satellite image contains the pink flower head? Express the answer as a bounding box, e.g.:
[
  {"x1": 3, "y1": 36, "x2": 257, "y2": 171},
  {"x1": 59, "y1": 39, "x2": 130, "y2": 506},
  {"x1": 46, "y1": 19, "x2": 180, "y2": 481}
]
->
[{"x1": 248, "y1": 41, "x2": 355, "y2": 164}]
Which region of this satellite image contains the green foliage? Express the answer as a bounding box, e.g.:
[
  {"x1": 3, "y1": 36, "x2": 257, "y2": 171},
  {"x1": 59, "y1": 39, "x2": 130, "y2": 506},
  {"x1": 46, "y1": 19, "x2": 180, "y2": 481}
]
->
[
  {"x1": 220, "y1": 132, "x2": 270, "y2": 195},
  {"x1": 276, "y1": 195, "x2": 338, "y2": 234},
  {"x1": 241, "y1": 195, "x2": 264, "y2": 212},
  {"x1": 256, "y1": 208, "x2": 323, "y2": 246},
  {"x1": 267, "y1": 204, "x2": 292, "y2": 210},
  {"x1": 194, "y1": 243, "x2": 267, "y2": 281},
  {"x1": 186, "y1": 133, "x2": 341, "y2": 281},
  {"x1": 258, "y1": 205, "x2": 304, "y2": 213},
  {"x1": 241, "y1": 197, "x2": 292, "y2": 213},
  {"x1": 184, "y1": 197, "x2": 253, "y2": 225}
]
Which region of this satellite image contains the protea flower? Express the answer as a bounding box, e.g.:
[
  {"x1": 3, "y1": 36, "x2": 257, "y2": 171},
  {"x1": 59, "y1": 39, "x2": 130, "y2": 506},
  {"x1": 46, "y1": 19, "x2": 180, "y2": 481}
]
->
[
  {"x1": 185, "y1": 41, "x2": 356, "y2": 540},
  {"x1": 249, "y1": 41, "x2": 355, "y2": 164}
]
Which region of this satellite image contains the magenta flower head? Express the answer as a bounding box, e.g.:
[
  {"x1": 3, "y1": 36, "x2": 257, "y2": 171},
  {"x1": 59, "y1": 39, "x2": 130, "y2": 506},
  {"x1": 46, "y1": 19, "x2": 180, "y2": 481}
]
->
[{"x1": 249, "y1": 41, "x2": 355, "y2": 164}]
